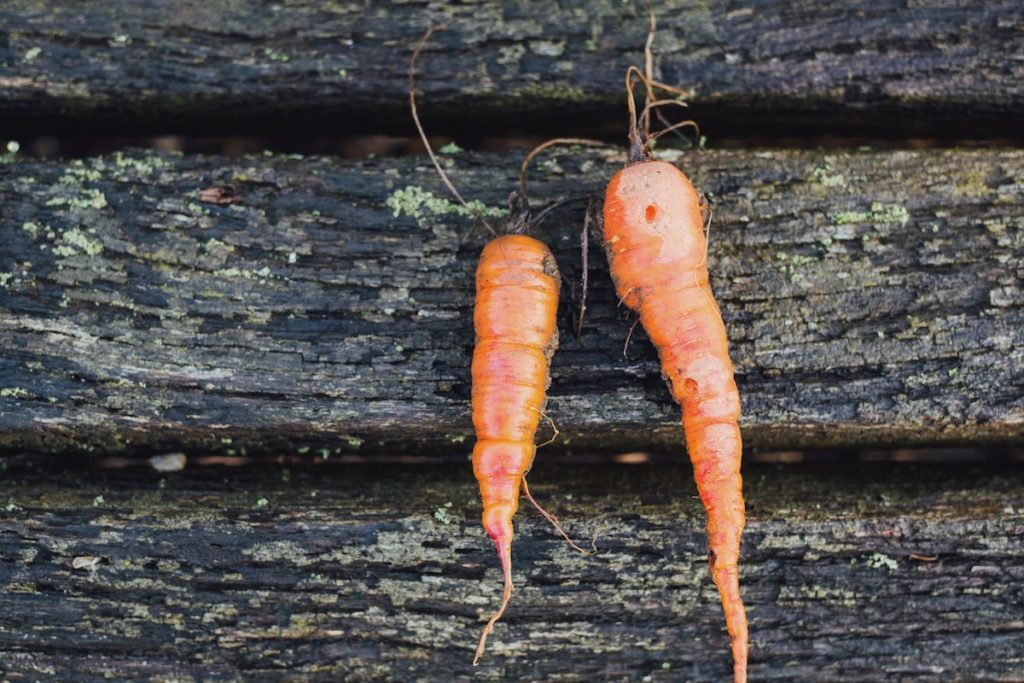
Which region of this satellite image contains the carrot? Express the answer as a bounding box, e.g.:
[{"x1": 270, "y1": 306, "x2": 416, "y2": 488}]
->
[
  {"x1": 407, "y1": 26, "x2": 571, "y2": 664},
  {"x1": 472, "y1": 137, "x2": 633, "y2": 662},
  {"x1": 601, "y1": 20, "x2": 748, "y2": 682},
  {"x1": 471, "y1": 230, "x2": 560, "y2": 664}
]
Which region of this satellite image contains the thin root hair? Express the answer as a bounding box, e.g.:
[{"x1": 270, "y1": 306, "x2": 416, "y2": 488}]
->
[
  {"x1": 409, "y1": 24, "x2": 497, "y2": 238},
  {"x1": 521, "y1": 477, "x2": 598, "y2": 556}
]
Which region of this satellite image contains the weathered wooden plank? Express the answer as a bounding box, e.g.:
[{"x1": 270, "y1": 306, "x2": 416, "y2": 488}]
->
[
  {"x1": 0, "y1": 148, "x2": 1022, "y2": 456},
  {"x1": 1, "y1": 1, "x2": 1022, "y2": 138},
  {"x1": 0, "y1": 463, "x2": 1021, "y2": 681}
]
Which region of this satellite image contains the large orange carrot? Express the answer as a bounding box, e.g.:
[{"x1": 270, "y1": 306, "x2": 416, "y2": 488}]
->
[
  {"x1": 603, "y1": 153, "x2": 748, "y2": 679},
  {"x1": 471, "y1": 232, "x2": 560, "y2": 664}
]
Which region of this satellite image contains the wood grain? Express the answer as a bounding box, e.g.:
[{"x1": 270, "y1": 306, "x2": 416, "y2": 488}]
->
[
  {"x1": 0, "y1": 463, "x2": 1021, "y2": 681},
  {"x1": 1, "y1": 1, "x2": 1021, "y2": 138},
  {"x1": 1, "y1": 148, "x2": 1022, "y2": 456}
]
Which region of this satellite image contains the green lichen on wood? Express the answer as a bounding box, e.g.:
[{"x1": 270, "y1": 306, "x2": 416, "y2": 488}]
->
[
  {"x1": 0, "y1": 464, "x2": 1020, "y2": 679},
  {"x1": 52, "y1": 228, "x2": 104, "y2": 257},
  {"x1": 829, "y1": 201, "x2": 909, "y2": 227},
  {"x1": 0, "y1": 148, "x2": 1022, "y2": 458},
  {"x1": 385, "y1": 185, "x2": 504, "y2": 221}
]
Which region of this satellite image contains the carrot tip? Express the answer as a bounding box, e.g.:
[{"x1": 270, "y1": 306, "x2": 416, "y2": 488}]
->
[{"x1": 473, "y1": 577, "x2": 514, "y2": 665}]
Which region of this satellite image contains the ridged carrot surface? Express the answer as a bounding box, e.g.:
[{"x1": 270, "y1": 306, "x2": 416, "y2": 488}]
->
[
  {"x1": 471, "y1": 233, "x2": 560, "y2": 663},
  {"x1": 603, "y1": 161, "x2": 748, "y2": 681}
]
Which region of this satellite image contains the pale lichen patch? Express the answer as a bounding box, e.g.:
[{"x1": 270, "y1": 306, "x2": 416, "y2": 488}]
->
[
  {"x1": 829, "y1": 202, "x2": 909, "y2": 227},
  {"x1": 775, "y1": 252, "x2": 814, "y2": 283},
  {"x1": 46, "y1": 188, "x2": 108, "y2": 211},
  {"x1": 214, "y1": 266, "x2": 273, "y2": 280},
  {"x1": 496, "y1": 44, "x2": 525, "y2": 65},
  {"x1": 243, "y1": 540, "x2": 310, "y2": 565},
  {"x1": 812, "y1": 165, "x2": 848, "y2": 188},
  {"x1": 529, "y1": 40, "x2": 565, "y2": 57},
  {"x1": 113, "y1": 152, "x2": 170, "y2": 174},
  {"x1": 53, "y1": 228, "x2": 104, "y2": 257},
  {"x1": 385, "y1": 185, "x2": 504, "y2": 221},
  {"x1": 433, "y1": 501, "x2": 454, "y2": 525},
  {"x1": 864, "y1": 553, "x2": 899, "y2": 572}
]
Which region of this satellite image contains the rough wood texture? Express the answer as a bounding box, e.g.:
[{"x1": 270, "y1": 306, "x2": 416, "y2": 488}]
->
[
  {"x1": 1, "y1": 1, "x2": 1022, "y2": 138},
  {"x1": 0, "y1": 463, "x2": 1021, "y2": 681},
  {"x1": 1, "y1": 148, "x2": 1022, "y2": 456}
]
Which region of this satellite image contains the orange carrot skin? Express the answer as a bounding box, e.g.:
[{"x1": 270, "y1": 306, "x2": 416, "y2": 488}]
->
[
  {"x1": 603, "y1": 161, "x2": 748, "y2": 681},
  {"x1": 472, "y1": 234, "x2": 560, "y2": 589}
]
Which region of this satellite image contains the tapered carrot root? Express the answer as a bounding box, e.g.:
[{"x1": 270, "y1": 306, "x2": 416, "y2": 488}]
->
[
  {"x1": 471, "y1": 234, "x2": 560, "y2": 664},
  {"x1": 604, "y1": 161, "x2": 747, "y2": 681},
  {"x1": 689, "y1": 417, "x2": 747, "y2": 681},
  {"x1": 473, "y1": 541, "x2": 513, "y2": 665},
  {"x1": 408, "y1": 24, "x2": 567, "y2": 665}
]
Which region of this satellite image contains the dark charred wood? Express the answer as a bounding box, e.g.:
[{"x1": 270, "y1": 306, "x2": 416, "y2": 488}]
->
[
  {"x1": 0, "y1": 148, "x2": 1022, "y2": 457},
  {"x1": 0, "y1": 463, "x2": 1021, "y2": 681},
  {"x1": 0, "y1": 1, "x2": 1022, "y2": 139}
]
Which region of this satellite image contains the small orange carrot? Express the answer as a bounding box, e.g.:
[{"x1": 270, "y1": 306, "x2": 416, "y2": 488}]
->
[
  {"x1": 407, "y1": 26, "x2": 568, "y2": 664},
  {"x1": 471, "y1": 232, "x2": 560, "y2": 663},
  {"x1": 601, "y1": 42, "x2": 748, "y2": 682}
]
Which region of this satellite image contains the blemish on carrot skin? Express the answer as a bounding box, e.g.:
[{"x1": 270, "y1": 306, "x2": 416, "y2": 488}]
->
[{"x1": 645, "y1": 204, "x2": 658, "y2": 222}]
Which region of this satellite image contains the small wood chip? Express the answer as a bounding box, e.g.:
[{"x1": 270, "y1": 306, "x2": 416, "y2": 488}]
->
[
  {"x1": 197, "y1": 185, "x2": 241, "y2": 204},
  {"x1": 71, "y1": 556, "x2": 101, "y2": 571},
  {"x1": 149, "y1": 452, "x2": 187, "y2": 472}
]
